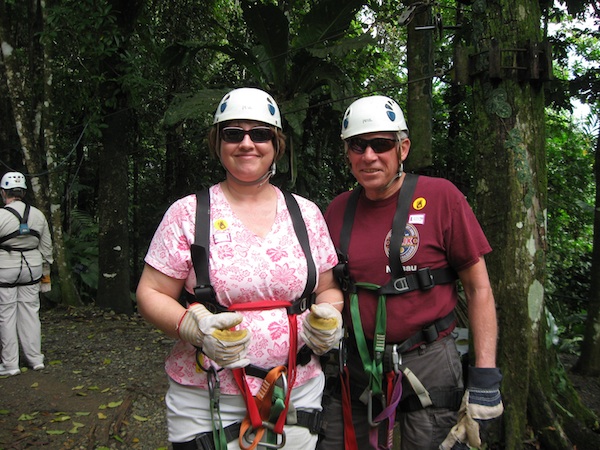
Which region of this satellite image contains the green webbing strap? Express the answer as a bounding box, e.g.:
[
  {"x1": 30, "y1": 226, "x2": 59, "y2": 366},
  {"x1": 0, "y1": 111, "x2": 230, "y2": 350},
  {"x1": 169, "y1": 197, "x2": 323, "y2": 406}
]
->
[
  {"x1": 206, "y1": 365, "x2": 228, "y2": 450},
  {"x1": 267, "y1": 385, "x2": 286, "y2": 444},
  {"x1": 350, "y1": 282, "x2": 387, "y2": 396}
]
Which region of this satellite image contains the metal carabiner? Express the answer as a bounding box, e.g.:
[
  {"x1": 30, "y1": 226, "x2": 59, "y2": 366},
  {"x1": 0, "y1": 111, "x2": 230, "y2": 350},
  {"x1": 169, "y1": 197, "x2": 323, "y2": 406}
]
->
[
  {"x1": 275, "y1": 370, "x2": 288, "y2": 398},
  {"x1": 206, "y1": 366, "x2": 221, "y2": 407},
  {"x1": 338, "y1": 338, "x2": 347, "y2": 374},
  {"x1": 242, "y1": 421, "x2": 287, "y2": 449},
  {"x1": 391, "y1": 344, "x2": 402, "y2": 374},
  {"x1": 367, "y1": 390, "x2": 382, "y2": 427}
]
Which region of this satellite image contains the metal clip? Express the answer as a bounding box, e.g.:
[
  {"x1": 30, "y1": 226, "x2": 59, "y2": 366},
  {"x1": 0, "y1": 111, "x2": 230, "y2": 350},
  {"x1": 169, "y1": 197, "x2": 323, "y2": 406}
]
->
[
  {"x1": 206, "y1": 366, "x2": 221, "y2": 407},
  {"x1": 367, "y1": 390, "x2": 382, "y2": 427},
  {"x1": 338, "y1": 338, "x2": 347, "y2": 373},
  {"x1": 391, "y1": 344, "x2": 402, "y2": 374},
  {"x1": 242, "y1": 422, "x2": 287, "y2": 449},
  {"x1": 275, "y1": 370, "x2": 289, "y2": 398},
  {"x1": 393, "y1": 277, "x2": 410, "y2": 292}
]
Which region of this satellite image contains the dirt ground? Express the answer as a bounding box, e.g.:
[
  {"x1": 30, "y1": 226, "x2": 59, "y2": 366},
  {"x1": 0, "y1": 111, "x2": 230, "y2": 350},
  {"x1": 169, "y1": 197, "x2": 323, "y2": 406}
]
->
[
  {"x1": 1, "y1": 305, "x2": 600, "y2": 450},
  {"x1": 0, "y1": 306, "x2": 172, "y2": 450}
]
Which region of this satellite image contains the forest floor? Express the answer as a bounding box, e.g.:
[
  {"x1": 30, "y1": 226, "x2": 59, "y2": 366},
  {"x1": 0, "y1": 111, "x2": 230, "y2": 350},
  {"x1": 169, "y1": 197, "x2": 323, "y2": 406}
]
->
[
  {"x1": 1, "y1": 304, "x2": 600, "y2": 450},
  {"x1": 0, "y1": 305, "x2": 172, "y2": 450}
]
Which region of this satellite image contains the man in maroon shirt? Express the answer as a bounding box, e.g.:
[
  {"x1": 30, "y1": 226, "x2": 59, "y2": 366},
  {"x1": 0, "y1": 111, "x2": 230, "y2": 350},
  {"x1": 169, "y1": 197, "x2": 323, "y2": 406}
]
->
[{"x1": 317, "y1": 95, "x2": 503, "y2": 450}]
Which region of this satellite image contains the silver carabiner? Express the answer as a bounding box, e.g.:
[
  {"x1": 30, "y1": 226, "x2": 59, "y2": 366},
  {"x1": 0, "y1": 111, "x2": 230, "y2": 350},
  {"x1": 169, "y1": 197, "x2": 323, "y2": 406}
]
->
[
  {"x1": 338, "y1": 338, "x2": 347, "y2": 374},
  {"x1": 242, "y1": 421, "x2": 287, "y2": 449},
  {"x1": 367, "y1": 390, "x2": 382, "y2": 427},
  {"x1": 206, "y1": 366, "x2": 221, "y2": 407},
  {"x1": 391, "y1": 344, "x2": 402, "y2": 374},
  {"x1": 276, "y1": 370, "x2": 288, "y2": 398}
]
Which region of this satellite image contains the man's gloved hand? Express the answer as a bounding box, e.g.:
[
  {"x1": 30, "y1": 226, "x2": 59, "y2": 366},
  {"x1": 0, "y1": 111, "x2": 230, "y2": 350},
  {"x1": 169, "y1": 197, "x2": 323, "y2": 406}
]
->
[
  {"x1": 440, "y1": 367, "x2": 504, "y2": 450},
  {"x1": 177, "y1": 303, "x2": 251, "y2": 369},
  {"x1": 300, "y1": 303, "x2": 343, "y2": 356}
]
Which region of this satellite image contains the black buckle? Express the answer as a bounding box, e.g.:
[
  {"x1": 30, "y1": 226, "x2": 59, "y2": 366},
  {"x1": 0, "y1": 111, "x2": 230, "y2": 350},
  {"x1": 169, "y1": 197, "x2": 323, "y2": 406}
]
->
[
  {"x1": 194, "y1": 285, "x2": 216, "y2": 303},
  {"x1": 422, "y1": 322, "x2": 439, "y2": 343},
  {"x1": 416, "y1": 268, "x2": 434, "y2": 290},
  {"x1": 287, "y1": 294, "x2": 314, "y2": 315},
  {"x1": 393, "y1": 277, "x2": 410, "y2": 292},
  {"x1": 302, "y1": 409, "x2": 323, "y2": 434}
]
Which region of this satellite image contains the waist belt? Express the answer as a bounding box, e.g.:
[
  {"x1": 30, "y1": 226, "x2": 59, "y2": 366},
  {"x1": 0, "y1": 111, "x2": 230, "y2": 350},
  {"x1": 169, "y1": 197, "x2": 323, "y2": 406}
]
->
[
  {"x1": 172, "y1": 410, "x2": 323, "y2": 450},
  {"x1": 182, "y1": 290, "x2": 313, "y2": 316},
  {"x1": 381, "y1": 310, "x2": 456, "y2": 373},
  {"x1": 0, "y1": 276, "x2": 42, "y2": 288},
  {"x1": 399, "y1": 387, "x2": 464, "y2": 412},
  {"x1": 378, "y1": 267, "x2": 457, "y2": 295}
]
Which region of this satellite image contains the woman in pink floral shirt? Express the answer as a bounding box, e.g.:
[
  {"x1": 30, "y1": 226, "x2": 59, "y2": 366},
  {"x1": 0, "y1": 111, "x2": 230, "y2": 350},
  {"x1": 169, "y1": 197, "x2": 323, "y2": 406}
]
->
[{"x1": 136, "y1": 88, "x2": 343, "y2": 450}]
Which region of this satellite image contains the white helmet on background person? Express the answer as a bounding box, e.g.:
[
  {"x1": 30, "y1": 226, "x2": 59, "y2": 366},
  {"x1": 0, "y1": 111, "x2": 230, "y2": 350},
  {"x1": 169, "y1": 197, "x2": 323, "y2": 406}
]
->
[
  {"x1": 0, "y1": 172, "x2": 27, "y2": 190},
  {"x1": 340, "y1": 95, "x2": 408, "y2": 140},
  {"x1": 213, "y1": 87, "x2": 282, "y2": 129}
]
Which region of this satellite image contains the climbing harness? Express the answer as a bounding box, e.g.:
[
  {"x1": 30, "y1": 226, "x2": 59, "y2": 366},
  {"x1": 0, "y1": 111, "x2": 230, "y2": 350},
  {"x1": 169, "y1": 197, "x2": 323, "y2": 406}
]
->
[
  {"x1": 0, "y1": 203, "x2": 42, "y2": 287},
  {"x1": 186, "y1": 188, "x2": 319, "y2": 450},
  {"x1": 334, "y1": 173, "x2": 459, "y2": 449}
]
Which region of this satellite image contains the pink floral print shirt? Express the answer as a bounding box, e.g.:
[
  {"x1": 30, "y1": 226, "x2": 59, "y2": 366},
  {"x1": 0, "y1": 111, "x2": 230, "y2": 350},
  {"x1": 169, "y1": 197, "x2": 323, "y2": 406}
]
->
[{"x1": 144, "y1": 184, "x2": 338, "y2": 395}]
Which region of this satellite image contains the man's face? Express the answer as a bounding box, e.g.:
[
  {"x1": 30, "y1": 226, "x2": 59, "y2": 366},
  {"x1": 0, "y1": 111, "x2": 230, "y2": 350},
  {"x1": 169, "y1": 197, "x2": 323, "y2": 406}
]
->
[{"x1": 346, "y1": 131, "x2": 410, "y2": 200}]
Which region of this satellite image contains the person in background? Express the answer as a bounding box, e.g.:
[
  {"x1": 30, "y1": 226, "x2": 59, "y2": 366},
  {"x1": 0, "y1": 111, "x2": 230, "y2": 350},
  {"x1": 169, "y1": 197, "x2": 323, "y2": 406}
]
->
[
  {"x1": 0, "y1": 172, "x2": 53, "y2": 376},
  {"x1": 136, "y1": 87, "x2": 343, "y2": 450},
  {"x1": 317, "y1": 95, "x2": 503, "y2": 450}
]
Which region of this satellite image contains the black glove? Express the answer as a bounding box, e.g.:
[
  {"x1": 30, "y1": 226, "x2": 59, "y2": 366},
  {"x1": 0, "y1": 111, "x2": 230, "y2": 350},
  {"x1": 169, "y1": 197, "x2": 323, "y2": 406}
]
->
[{"x1": 440, "y1": 367, "x2": 503, "y2": 449}]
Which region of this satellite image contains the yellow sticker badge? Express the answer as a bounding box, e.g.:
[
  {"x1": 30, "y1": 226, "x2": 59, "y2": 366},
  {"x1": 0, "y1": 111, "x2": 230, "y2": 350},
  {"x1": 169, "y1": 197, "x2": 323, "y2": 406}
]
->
[
  {"x1": 413, "y1": 197, "x2": 426, "y2": 210},
  {"x1": 214, "y1": 219, "x2": 228, "y2": 230}
]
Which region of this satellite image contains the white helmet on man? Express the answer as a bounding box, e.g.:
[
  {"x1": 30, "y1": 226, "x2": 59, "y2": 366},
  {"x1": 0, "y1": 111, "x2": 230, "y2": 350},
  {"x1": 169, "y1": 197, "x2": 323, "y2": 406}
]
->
[
  {"x1": 340, "y1": 95, "x2": 408, "y2": 140},
  {"x1": 213, "y1": 87, "x2": 282, "y2": 129},
  {"x1": 1, "y1": 172, "x2": 27, "y2": 190}
]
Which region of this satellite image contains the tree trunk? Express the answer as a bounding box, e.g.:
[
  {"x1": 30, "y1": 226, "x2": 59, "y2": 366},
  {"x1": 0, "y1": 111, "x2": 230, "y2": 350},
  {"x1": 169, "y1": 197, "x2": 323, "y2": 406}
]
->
[
  {"x1": 405, "y1": 0, "x2": 433, "y2": 171},
  {"x1": 95, "y1": 0, "x2": 143, "y2": 315},
  {"x1": 41, "y1": 0, "x2": 82, "y2": 307},
  {"x1": 1, "y1": 0, "x2": 81, "y2": 306},
  {"x1": 575, "y1": 112, "x2": 600, "y2": 375},
  {"x1": 96, "y1": 104, "x2": 133, "y2": 314},
  {"x1": 470, "y1": 0, "x2": 600, "y2": 448}
]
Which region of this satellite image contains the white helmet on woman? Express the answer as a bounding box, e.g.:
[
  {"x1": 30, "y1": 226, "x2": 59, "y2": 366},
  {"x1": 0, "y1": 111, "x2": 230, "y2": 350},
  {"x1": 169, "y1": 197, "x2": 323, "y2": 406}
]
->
[
  {"x1": 340, "y1": 95, "x2": 408, "y2": 139},
  {"x1": 213, "y1": 87, "x2": 282, "y2": 129},
  {"x1": 1, "y1": 172, "x2": 27, "y2": 190}
]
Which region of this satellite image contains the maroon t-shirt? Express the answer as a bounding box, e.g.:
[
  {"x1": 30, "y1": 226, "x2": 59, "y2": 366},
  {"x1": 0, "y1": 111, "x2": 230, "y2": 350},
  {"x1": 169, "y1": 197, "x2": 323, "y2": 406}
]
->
[{"x1": 325, "y1": 175, "x2": 492, "y2": 343}]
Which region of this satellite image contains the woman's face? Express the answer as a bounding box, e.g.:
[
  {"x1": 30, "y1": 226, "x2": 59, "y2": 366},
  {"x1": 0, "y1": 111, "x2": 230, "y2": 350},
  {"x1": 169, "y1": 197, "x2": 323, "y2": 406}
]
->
[{"x1": 218, "y1": 120, "x2": 276, "y2": 183}]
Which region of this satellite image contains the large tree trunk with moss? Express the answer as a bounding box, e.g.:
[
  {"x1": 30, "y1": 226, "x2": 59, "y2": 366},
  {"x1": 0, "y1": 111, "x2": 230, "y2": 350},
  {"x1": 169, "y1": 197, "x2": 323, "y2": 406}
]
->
[
  {"x1": 470, "y1": 0, "x2": 600, "y2": 448},
  {"x1": 405, "y1": 0, "x2": 433, "y2": 171}
]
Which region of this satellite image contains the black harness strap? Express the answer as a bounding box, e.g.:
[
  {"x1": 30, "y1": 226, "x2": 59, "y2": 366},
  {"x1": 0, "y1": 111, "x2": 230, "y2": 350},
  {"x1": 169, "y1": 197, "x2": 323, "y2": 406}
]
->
[
  {"x1": 0, "y1": 204, "x2": 41, "y2": 248},
  {"x1": 189, "y1": 188, "x2": 317, "y2": 315},
  {"x1": 335, "y1": 173, "x2": 457, "y2": 296}
]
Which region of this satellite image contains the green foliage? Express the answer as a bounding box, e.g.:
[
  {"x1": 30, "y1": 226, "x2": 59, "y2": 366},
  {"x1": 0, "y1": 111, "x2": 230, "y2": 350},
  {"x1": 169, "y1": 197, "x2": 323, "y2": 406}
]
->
[{"x1": 545, "y1": 109, "x2": 595, "y2": 347}]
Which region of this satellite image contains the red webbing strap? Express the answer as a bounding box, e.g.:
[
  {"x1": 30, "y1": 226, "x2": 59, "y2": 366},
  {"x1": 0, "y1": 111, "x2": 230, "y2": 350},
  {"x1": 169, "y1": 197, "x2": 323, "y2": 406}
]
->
[
  {"x1": 275, "y1": 314, "x2": 297, "y2": 433},
  {"x1": 341, "y1": 366, "x2": 359, "y2": 450},
  {"x1": 230, "y1": 299, "x2": 298, "y2": 443},
  {"x1": 229, "y1": 300, "x2": 293, "y2": 311}
]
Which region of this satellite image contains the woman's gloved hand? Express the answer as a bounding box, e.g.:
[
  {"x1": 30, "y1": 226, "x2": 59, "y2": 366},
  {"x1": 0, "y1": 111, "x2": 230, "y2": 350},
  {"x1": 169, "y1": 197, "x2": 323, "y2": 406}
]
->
[
  {"x1": 300, "y1": 303, "x2": 343, "y2": 356},
  {"x1": 177, "y1": 303, "x2": 251, "y2": 369}
]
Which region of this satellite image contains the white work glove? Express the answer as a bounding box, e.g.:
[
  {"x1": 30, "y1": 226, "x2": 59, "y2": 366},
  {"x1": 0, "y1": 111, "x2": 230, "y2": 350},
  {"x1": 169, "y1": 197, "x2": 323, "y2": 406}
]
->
[
  {"x1": 440, "y1": 367, "x2": 504, "y2": 450},
  {"x1": 177, "y1": 303, "x2": 251, "y2": 369},
  {"x1": 300, "y1": 303, "x2": 343, "y2": 356}
]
